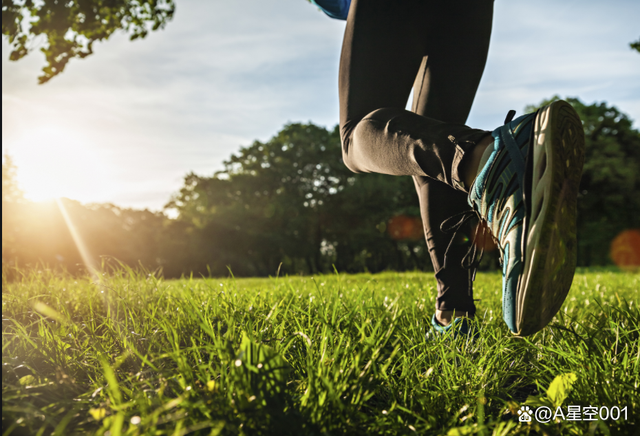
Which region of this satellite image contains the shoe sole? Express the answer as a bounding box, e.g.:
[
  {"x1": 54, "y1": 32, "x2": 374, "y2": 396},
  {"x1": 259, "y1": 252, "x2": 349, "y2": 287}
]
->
[{"x1": 516, "y1": 100, "x2": 585, "y2": 336}]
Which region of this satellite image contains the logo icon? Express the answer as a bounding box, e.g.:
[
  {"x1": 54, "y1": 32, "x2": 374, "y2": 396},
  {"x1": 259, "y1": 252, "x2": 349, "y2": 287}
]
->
[{"x1": 518, "y1": 406, "x2": 533, "y2": 422}]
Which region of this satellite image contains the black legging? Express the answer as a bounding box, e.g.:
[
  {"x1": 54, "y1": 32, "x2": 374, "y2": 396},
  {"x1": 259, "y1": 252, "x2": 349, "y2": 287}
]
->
[{"x1": 339, "y1": 0, "x2": 494, "y2": 315}]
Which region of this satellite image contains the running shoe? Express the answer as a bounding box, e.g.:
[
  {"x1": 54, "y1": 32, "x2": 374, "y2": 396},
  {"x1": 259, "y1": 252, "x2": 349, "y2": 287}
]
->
[
  {"x1": 468, "y1": 100, "x2": 585, "y2": 336},
  {"x1": 428, "y1": 314, "x2": 479, "y2": 340}
]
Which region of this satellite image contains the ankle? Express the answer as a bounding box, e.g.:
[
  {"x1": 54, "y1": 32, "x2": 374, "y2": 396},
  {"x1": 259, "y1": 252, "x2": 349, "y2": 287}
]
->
[
  {"x1": 460, "y1": 135, "x2": 493, "y2": 189},
  {"x1": 435, "y1": 310, "x2": 474, "y2": 326}
]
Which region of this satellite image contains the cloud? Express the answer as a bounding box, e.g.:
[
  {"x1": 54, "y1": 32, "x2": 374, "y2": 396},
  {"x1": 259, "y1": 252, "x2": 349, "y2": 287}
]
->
[
  {"x1": 468, "y1": 0, "x2": 640, "y2": 128},
  {"x1": 3, "y1": 0, "x2": 639, "y2": 210}
]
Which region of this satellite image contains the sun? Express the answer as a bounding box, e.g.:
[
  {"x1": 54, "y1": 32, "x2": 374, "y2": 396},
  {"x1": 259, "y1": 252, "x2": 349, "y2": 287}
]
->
[{"x1": 8, "y1": 125, "x2": 113, "y2": 203}]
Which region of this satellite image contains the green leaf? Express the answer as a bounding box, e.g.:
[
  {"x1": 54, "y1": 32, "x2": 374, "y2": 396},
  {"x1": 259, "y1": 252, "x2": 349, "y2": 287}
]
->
[
  {"x1": 89, "y1": 408, "x2": 107, "y2": 421},
  {"x1": 100, "y1": 357, "x2": 122, "y2": 404},
  {"x1": 447, "y1": 427, "x2": 475, "y2": 436},
  {"x1": 546, "y1": 373, "x2": 577, "y2": 408},
  {"x1": 237, "y1": 331, "x2": 287, "y2": 380},
  {"x1": 18, "y1": 375, "x2": 36, "y2": 386},
  {"x1": 33, "y1": 301, "x2": 68, "y2": 324},
  {"x1": 4, "y1": 0, "x2": 175, "y2": 83},
  {"x1": 525, "y1": 395, "x2": 552, "y2": 409}
]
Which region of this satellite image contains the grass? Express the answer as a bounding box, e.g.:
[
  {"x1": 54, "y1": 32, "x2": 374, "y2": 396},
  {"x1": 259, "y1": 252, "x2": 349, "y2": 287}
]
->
[{"x1": 2, "y1": 266, "x2": 639, "y2": 435}]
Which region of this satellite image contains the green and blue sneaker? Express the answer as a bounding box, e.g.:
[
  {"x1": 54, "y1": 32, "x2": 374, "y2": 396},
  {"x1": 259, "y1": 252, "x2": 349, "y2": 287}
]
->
[
  {"x1": 468, "y1": 100, "x2": 585, "y2": 336},
  {"x1": 428, "y1": 314, "x2": 479, "y2": 340}
]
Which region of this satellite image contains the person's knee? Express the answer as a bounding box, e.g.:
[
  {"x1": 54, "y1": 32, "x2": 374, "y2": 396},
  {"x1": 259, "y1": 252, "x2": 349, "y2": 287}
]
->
[
  {"x1": 341, "y1": 150, "x2": 359, "y2": 173},
  {"x1": 341, "y1": 108, "x2": 406, "y2": 174},
  {"x1": 339, "y1": 119, "x2": 360, "y2": 173},
  {"x1": 362, "y1": 107, "x2": 402, "y2": 122}
]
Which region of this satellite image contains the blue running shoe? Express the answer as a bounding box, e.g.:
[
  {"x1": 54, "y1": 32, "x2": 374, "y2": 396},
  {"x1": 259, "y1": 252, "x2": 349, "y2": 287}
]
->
[
  {"x1": 428, "y1": 314, "x2": 479, "y2": 340},
  {"x1": 468, "y1": 100, "x2": 585, "y2": 336}
]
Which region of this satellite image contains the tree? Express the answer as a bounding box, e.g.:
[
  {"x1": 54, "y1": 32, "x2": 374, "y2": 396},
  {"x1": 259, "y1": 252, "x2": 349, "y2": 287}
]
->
[
  {"x1": 631, "y1": 38, "x2": 640, "y2": 53},
  {"x1": 6, "y1": 103, "x2": 636, "y2": 277},
  {"x1": 526, "y1": 97, "x2": 640, "y2": 266},
  {"x1": 166, "y1": 123, "x2": 352, "y2": 275},
  {"x1": 2, "y1": 0, "x2": 175, "y2": 84},
  {"x1": 166, "y1": 122, "x2": 430, "y2": 276}
]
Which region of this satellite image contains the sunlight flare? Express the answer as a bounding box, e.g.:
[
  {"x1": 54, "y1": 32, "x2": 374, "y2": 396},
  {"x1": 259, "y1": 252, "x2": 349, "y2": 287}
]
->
[
  {"x1": 9, "y1": 125, "x2": 113, "y2": 203},
  {"x1": 55, "y1": 198, "x2": 99, "y2": 279}
]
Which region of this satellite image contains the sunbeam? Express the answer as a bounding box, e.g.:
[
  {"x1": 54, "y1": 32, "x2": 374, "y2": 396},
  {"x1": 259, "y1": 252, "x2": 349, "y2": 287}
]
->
[{"x1": 55, "y1": 198, "x2": 99, "y2": 280}]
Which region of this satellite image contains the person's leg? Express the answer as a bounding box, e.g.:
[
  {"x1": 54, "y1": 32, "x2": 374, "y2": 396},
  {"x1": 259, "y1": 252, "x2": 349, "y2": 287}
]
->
[
  {"x1": 410, "y1": 0, "x2": 494, "y2": 325},
  {"x1": 339, "y1": 0, "x2": 583, "y2": 337},
  {"x1": 339, "y1": 0, "x2": 490, "y2": 191},
  {"x1": 338, "y1": 0, "x2": 494, "y2": 325},
  {"x1": 413, "y1": 177, "x2": 477, "y2": 321}
]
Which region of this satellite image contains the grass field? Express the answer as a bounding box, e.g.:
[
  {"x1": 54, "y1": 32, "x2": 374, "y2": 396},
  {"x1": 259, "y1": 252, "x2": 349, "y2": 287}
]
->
[{"x1": 2, "y1": 267, "x2": 639, "y2": 435}]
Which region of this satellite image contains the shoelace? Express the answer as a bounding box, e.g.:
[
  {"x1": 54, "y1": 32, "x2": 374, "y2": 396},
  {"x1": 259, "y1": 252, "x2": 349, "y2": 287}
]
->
[
  {"x1": 440, "y1": 210, "x2": 501, "y2": 281},
  {"x1": 440, "y1": 110, "x2": 516, "y2": 280}
]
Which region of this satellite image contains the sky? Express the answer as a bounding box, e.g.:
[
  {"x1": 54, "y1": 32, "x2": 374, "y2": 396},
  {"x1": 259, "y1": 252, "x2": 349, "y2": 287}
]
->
[{"x1": 3, "y1": 0, "x2": 639, "y2": 212}]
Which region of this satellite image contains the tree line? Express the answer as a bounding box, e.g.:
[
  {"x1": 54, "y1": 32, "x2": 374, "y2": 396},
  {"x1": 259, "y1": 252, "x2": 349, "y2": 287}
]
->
[{"x1": 3, "y1": 98, "x2": 639, "y2": 278}]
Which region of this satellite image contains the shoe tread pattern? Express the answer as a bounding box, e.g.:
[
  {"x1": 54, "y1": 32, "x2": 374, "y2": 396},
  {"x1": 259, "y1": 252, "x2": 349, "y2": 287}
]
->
[{"x1": 517, "y1": 100, "x2": 585, "y2": 336}]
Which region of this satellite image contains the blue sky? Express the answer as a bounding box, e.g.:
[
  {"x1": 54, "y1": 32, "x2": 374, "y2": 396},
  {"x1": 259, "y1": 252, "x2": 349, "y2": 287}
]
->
[{"x1": 3, "y1": 0, "x2": 639, "y2": 211}]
